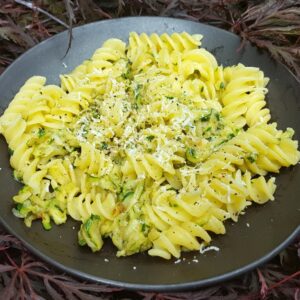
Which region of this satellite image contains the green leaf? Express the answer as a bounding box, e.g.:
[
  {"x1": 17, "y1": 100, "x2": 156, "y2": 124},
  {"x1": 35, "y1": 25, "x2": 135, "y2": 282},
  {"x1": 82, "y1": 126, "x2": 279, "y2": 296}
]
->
[
  {"x1": 38, "y1": 127, "x2": 45, "y2": 138},
  {"x1": 16, "y1": 203, "x2": 23, "y2": 211},
  {"x1": 246, "y1": 153, "x2": 258, "y2": 163},
  {"x1": 227, "y1": 133, "x2": 235, "y2": 140},
  {"x1": 100, "y1": 142, "x2": 108, "y2": 150},
  {"x1": 146, "y1": 135, "x2": 155, "y2": 141},
  {"x1": 141, "y1": 223, "x2": 150, "y2": 234},
  {"x1": 200, "y1": 110, "x2": 212, "y2": 122},
  {"x1": 204, "y1": 126, "x2": 212, "y2": 133}
]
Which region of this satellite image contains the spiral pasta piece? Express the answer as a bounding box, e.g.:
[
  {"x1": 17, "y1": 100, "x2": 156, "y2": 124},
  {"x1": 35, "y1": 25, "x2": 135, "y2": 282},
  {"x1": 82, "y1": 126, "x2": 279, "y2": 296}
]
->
[
  {"x1": 127, "y1": 32, "x2": 202, "y2": 73},
  {"x1": 221, "y1": 64, "x2": 270, "y2": 128}
]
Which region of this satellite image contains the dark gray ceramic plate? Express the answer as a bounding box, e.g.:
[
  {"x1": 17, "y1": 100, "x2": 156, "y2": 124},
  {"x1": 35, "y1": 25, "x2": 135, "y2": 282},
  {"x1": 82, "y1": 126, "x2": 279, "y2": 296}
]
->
[{"x1": 0, "y1": 17, "x2": 299, "y2": 292}]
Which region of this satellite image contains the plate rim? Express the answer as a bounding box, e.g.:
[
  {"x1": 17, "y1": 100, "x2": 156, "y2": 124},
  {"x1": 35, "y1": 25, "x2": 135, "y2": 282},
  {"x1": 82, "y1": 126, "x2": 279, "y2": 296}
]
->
[
  {"x1": 0, "y1": 16, "x2": 299, "y2": 292},
  {"x1": 1, "y1": 217, "x2": 299, "y2": 291}
]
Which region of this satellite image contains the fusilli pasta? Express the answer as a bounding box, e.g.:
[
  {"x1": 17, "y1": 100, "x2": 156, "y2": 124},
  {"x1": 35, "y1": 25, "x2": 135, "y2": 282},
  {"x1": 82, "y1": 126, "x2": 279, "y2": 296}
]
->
[{"x1": 0, "y1": 32, "x2": 299, "y2": 259}]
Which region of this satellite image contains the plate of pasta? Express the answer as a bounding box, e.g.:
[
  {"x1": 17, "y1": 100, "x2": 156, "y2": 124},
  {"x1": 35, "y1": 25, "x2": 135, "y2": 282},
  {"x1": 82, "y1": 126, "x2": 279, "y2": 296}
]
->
[{"x1": 0, "y1": 17, "x2": 299, "y2": 291}]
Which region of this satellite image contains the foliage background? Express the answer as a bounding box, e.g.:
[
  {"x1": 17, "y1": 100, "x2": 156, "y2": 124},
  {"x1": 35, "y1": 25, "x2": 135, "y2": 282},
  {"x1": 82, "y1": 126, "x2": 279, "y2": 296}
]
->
[{"x1": 0, "y1": 0, "x2": 299, "y2": 299}]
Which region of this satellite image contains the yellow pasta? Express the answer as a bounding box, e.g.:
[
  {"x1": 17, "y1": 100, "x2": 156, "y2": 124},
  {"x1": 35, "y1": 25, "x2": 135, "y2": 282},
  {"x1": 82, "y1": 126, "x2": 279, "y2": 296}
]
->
[{"x1": 0, "y1": 32, "x2": 299, "y2": 259}]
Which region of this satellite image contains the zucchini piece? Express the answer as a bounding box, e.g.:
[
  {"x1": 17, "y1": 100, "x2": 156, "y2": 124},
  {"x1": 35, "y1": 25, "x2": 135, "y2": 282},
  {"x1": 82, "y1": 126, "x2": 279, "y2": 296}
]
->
[
  {"x1": 78, "y1": 214, "x2": 103, "y2": 252},
  {"x1": 186, "y1": 147, "x2": 201, "y2": 164}
]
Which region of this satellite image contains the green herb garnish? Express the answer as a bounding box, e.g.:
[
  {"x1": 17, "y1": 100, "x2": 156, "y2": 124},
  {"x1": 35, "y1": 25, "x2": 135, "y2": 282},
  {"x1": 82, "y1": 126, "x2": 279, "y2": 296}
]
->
[
  {"x1": 38, "y1": 128, "x2": 45, "y2": 138},
  {"x1": 246, "y1": 153, "x2": 258, "y2": 163},
  {"x1": 146, "y1": 135, "x2": 155, "y2": 142},
  {"x1": 141, "y1": 223, "x2": 150, "y2": 234},
  {"x1": 100, "y1": 142, "x2": 108, "y2": 150},
  {"x1": 200, "y1": 110, "x2": 212, "y2": 122}
]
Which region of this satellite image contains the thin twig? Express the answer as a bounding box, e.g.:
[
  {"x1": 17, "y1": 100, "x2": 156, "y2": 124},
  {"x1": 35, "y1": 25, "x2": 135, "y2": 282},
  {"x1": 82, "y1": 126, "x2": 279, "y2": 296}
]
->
[
  {"x1": 63, "y1": 0, "x2": 75, "y2": 56},
  {"x1": 267, "y1": 270, "x2": 300, "y2": 292},
  {"x1": 14, "y1": 0, "x2": 69, "y2": 29}
]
